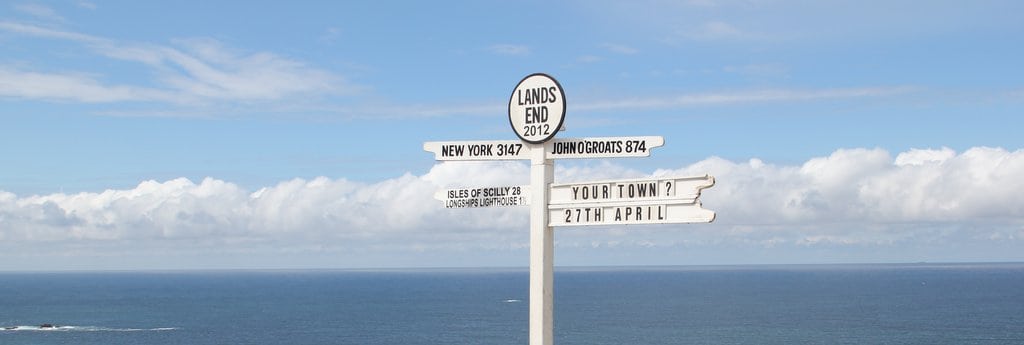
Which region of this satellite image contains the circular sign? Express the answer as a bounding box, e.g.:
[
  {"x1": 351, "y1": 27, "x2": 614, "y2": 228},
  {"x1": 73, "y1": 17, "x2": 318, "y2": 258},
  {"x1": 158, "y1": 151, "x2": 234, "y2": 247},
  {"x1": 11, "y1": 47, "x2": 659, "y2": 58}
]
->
[{"x1": 508, "y1": 73, "x2": 566, "y2": 144}]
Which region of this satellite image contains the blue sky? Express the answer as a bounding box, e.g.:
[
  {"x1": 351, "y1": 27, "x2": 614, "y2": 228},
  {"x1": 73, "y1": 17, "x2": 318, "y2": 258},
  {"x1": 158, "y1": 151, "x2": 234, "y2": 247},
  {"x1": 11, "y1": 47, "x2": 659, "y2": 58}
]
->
[{"x1": 1, "y1": 1, "x2": 1023, "y2": 270}]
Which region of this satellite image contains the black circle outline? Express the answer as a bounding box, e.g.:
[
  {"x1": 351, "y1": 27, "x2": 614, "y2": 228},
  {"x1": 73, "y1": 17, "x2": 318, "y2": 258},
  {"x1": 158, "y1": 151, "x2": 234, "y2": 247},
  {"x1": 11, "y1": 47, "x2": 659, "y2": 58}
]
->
[{"x1": 508, "y1": 73, "x2": 566, "y2": 144}]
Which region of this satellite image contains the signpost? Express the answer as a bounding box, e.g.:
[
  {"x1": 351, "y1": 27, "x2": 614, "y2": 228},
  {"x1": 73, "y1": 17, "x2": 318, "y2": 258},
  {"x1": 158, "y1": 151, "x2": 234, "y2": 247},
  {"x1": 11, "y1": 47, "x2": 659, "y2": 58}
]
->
[
  {"x1": 509, "y1": 73, "x2": 566, "y2": 144},
  {"x1": 550, "y1": 201, "x2": 715, "y2": 226},
  {"x1": 424, "y1": 74, "x2": 715, "y2": 345},
  {"x1": 435, "y1": 185, "x2": 531, "y2": 208},
  {"x1": 548, "y1": 175, "x2": 714, "y2": 205},
  {"x1": 423, "y1": 136, "x2": 663, "y2": 161},
  {"x1": 547, "y1": 136, "x2": 664, "y2": 159},
  {"x1": 548, "y1": 175, "x2": 715, "y2": 227},
  {"x1": 423, "y1": 140, "x2": 527, "y2": 161}
]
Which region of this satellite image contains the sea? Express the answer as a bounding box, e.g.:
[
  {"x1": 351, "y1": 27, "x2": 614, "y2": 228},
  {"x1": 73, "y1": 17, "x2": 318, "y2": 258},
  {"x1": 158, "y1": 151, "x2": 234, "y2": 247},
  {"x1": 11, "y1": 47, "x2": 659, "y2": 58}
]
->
[{"x1": 2, "y1": 263, "x2": 1023, "y2": 345}]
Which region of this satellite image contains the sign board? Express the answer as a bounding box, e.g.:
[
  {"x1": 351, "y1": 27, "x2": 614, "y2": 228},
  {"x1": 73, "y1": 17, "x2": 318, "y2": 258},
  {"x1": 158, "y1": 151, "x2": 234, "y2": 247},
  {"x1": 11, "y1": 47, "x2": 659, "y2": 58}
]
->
[
  {"x1": 424, "y1": 136, "x2": 663, "y2": 161},
  {"x1": 508, "y1": 73, "x2": 566, "y2": 144},
  {"x1": 549, "y1": 175, "x2": 713, "y2": 205},
  {"x1": 435, "y1": 185, "x2": 530, "y2": 208},
  {"x1": 549, "y1": 200, "x2": 715, "y2": 226},
  {"x1": 423, "y1": 140, "x2": 529, "y2": 161},
  {"x1": 548, "y1": 136, "x2": 664, "y2": 159}
]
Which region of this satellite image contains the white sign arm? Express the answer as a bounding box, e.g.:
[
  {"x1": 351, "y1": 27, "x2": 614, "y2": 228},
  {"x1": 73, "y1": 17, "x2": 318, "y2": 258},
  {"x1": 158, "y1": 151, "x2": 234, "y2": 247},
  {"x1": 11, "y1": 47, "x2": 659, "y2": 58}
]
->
[
  {"x1": 423, "y1": 140, "x2": 530, "y2": 161},
  {"x1": 548, "y1": 174, "x2": 714, "y2": 205}
]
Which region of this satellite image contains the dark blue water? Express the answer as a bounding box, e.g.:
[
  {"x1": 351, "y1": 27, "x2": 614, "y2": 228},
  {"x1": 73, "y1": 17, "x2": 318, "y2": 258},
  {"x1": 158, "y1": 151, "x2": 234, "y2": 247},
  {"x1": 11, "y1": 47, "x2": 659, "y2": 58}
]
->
[{"x1": 2, "y1": 263, "x2": 1023, "y2": 345}]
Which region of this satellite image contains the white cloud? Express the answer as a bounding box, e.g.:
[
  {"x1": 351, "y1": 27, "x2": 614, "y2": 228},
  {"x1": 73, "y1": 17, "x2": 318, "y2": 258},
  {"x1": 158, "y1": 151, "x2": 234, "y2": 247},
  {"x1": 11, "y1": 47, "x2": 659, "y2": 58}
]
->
[
  {"x1": 601, "y1": 43, "x2": 638, "y2": 55},
  {"x1": 76, "y1": 1, "x2": 97, "y2": 10},
  {"x1": 0, "y1": 67, "x2": 175, "y2": 103},
  {"x1": 681, "y1": 21, "x2": 747, "y2": 40},
  {"x1": 13, "y1": 4, "x2": 65, "y2": 23},
  {"x1": 723, "y1": 63, "x2": 789, "y2": 78},
  {"x1": 0, "y1": 22, "x2": 351, "y2": 105},
  {"x1": 575, "y1": 86, "x2": 915, "y2": 112},
  {"x1": 296, "y1": 85, "x2": 912, "y2": 121},
  {"x1": 1006, "y1": 88, "x2": 1024, "y2": 101},
  {"x1": 487, "y1": 44, "x2": 530, "y2": 56},
  {"x1": 894, "y1": 147, "x2": 956, "y2": 166},
  {"x1": 310, "y1": 102, "x2": 502, "y2": 120},
  {"x1": 319, "y1": 27, "x2": 342, "y2": 44},
  {"x1": 658, "y1": 147, "x2": 1024, "y2": 228},
  {"x1": 0, "y1": 162, "x2": 531, "y2": 244},
  {"x1": 0, "y1": 21, "x2": 101, "y2": 43},
  {"x1": 306, "y1": 86, "x2": 916, "y2": 120},
  {"x1": 153, "y1": 38, "x2": 343, "y2": 101},
  {"x1": 3, "y1": 147, "x2": 1023, "y2": 253}
]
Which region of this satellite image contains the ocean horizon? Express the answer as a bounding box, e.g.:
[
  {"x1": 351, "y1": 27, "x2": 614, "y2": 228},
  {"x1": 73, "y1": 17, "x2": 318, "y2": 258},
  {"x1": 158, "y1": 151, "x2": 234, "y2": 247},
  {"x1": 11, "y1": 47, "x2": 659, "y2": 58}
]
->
[
  {"x1": 3, "y1": 262, "x2": 1023, "y2": 344},
  {"x1": 4, "y1": 260, "x2": 1021, "y2": 273}
]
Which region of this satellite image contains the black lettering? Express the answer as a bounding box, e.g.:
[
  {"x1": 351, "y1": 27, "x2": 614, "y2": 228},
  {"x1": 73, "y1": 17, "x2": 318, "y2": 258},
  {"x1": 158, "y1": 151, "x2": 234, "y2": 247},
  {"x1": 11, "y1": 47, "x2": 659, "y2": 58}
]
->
[
  {"x1": 497, "y1": 143, "x2": 522, "y2": 156},
  {"x1": 442, "y1": 144, "x2": 465, "y2": 157},
  {"x1": 525, "y1": 106, "x2": 547, "y2": 124}
]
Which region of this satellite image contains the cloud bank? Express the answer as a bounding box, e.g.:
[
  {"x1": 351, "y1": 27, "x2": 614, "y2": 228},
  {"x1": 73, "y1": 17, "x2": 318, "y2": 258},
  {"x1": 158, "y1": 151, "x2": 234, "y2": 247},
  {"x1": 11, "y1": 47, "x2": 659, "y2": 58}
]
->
[{"x1": 2, "y1": 147, "x2": 1022, "y2": 255}]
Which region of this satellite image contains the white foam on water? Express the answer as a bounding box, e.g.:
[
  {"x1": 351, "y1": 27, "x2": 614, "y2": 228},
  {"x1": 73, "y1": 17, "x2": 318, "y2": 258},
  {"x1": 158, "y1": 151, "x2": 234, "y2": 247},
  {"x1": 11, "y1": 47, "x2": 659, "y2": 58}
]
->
[{"x1": 1, "y1": 325, "x2": 179, "y2": 332}]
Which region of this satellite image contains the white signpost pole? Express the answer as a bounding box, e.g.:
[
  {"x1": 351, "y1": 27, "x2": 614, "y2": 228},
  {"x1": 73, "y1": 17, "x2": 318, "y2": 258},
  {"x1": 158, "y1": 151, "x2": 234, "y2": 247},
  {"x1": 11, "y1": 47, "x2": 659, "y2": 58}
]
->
[
  {"x1": 509, "y1": 73, "x2": 565, "y2": 345},
  {"x1": 528, "y1": 142, "x2": 554, "y2": 345}
]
